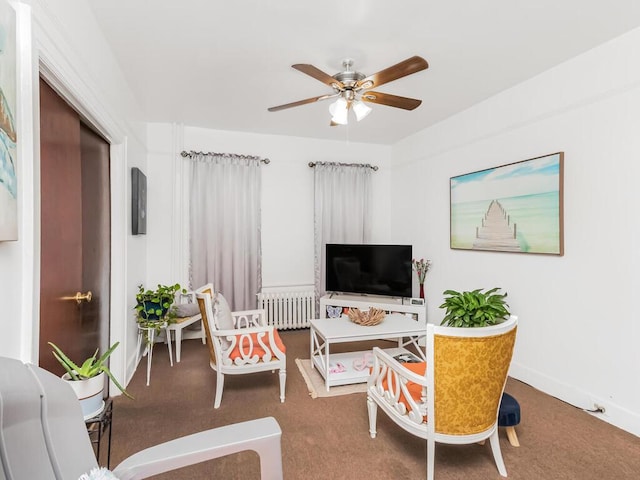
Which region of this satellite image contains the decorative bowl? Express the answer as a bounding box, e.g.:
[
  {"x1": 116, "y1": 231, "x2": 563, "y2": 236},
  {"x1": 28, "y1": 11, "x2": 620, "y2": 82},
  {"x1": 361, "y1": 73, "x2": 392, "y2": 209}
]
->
[{"x1": 347, "y1": 307, "x2": 385, "y2": 326}]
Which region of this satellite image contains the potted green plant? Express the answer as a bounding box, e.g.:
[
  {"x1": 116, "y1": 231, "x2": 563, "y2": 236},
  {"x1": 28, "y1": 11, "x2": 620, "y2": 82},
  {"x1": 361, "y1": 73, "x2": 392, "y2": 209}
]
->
[
  {"x1": 135, "y1": 283, "x2": 184, "y2": 345},
  {"x1": 135, "y1": 283, "x2": 183, "y2": 321},
  {"x1": 439, "y1": 287, "x2": 510, "y2": 327},
  {"x1": 49, "y1": 341, "x2": 133, "y2": 419}
]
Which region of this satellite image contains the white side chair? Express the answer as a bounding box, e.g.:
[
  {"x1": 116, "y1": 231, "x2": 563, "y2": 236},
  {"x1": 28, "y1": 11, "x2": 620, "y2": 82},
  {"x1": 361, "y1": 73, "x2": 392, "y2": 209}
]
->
[
  {"x1": 196, "y1": 289, "x2": 287, "y2": 409},
  {"x1": 165, "y1": 288, "x2": 206, "y2": 363},
  {"x1": 0, "y1": 356, "x2": 284, "y2": 480}
]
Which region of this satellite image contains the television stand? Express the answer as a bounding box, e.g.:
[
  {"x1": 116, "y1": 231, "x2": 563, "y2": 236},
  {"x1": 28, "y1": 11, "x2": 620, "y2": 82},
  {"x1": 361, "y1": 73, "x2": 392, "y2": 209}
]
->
[{"x1": 319, "y1": 294, "x2": 426, "y2": 324}]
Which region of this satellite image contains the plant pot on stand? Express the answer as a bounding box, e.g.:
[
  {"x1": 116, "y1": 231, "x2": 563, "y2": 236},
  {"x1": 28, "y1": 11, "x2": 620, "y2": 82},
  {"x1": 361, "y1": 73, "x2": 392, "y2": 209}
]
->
[
  {"x1": 137, "y1": 300, "x2": 170, "y2": 352},
  {"x1": 134, "y1": 284, "x2": 183, "y2": 385},
  {"x1": 63, "y1": 371, "x2": 105, "y2": 420},
  {"x1": 49, "y1": 341, "x2": 133, "y2": 419}
]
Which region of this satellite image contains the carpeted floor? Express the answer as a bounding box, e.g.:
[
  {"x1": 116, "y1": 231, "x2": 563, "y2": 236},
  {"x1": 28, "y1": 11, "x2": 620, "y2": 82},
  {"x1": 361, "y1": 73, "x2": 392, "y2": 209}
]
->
[{"x1": 108, "y1": 329, "x2": 640, "y2": 479}]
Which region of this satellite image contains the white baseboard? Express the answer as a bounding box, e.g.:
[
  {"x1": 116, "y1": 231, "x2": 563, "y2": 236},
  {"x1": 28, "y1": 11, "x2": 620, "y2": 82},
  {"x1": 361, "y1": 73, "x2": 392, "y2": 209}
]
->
[{"x1": 510, "y1": 361, "x2": 640, "y2": 437}]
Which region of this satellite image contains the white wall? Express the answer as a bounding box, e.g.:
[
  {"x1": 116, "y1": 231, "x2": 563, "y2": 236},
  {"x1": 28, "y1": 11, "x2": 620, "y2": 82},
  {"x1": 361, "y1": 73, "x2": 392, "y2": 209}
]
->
[
  {"x1": 145, "y1": 124, "x2": 393, "y2": 294},
  {"x1": 0, "y1": 1, "x2": 32, "y2": 361},
  {"x1": 391, "y1": 27, "x2": 640, "y2": 435},
  {"x1": 0, "y1": 1, "x2": 148, "y2": 389}
]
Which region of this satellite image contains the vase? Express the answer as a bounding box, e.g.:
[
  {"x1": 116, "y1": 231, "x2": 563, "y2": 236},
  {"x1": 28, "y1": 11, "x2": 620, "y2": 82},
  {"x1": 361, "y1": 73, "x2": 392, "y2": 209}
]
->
[{"x1": 419, "y1": 283, "x2": 425, "y2": 299}]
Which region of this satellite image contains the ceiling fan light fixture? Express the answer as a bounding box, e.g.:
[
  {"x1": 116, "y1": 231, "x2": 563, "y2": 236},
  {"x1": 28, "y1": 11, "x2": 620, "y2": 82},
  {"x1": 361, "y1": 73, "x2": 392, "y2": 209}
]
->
[
  {"x1": 329, "y1": 98, "x2": 349, "y2": 125},
  {"x1": 353, "y1": 100, "x2": 372, "y2": 122},
  {"x1": 268, "y1": 56, "x2": 428, "y2": 123}
]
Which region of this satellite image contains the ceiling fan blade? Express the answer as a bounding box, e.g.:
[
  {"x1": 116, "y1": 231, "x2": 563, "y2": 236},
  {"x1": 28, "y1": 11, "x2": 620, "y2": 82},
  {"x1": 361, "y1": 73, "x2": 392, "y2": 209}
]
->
[
  {"x1": 358, "y1": 56, "x2": 428, "y2": 89},
  {"x1": 361, "y1": 91, "x2": 422, "y2": 110},
  {"x1": 268, "y1": 94, "x2": 336, "y2": 112},
  {"x1": 292, "y1": 64, "x2": 342, "y2": 88}
]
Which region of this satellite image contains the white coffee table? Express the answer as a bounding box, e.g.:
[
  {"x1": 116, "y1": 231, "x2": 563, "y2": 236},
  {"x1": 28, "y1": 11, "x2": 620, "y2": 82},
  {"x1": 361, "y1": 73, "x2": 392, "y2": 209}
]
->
[{"x1": 309, "y1": 313, "x2": 426, "y2": 392}]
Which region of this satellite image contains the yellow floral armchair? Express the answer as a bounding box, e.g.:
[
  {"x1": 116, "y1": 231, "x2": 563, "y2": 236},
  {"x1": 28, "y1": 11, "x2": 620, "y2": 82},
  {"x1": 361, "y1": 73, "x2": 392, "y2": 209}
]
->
[{"x1": 367, "y1": 315, "x2": 518, "y2": 480}]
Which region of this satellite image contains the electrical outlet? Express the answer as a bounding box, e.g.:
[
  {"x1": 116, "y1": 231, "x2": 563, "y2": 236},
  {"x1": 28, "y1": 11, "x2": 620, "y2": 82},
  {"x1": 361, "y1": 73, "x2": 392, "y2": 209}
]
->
[{"x1": 594, "y1": 403, "x2": 606, "y2": 414}]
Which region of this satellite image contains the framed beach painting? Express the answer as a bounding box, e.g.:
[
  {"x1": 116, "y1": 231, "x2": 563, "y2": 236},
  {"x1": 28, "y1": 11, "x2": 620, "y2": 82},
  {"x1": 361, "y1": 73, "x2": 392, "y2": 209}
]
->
[
  {"x1": 450, "y1": 152, "x2": 564, "y2": 255},
  {"x1": 0, "y1": 0, "x2": 17, "y2": 241}
]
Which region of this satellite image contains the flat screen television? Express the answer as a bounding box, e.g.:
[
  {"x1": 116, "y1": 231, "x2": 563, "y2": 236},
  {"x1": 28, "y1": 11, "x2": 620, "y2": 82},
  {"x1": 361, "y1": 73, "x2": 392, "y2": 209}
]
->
[{"x1": 325, "y1": 244, "x2": 413, "y2": 298}]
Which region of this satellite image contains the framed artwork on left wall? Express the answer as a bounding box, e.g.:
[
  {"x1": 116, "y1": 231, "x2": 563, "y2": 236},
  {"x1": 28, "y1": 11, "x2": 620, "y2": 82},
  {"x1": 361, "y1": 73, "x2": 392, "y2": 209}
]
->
[
  {"x1": 0, "y1": 0, "x2": 18, "y2": 241},
  {"x1": 131, "y1": 167, "x2": 147, "y2": 235}
]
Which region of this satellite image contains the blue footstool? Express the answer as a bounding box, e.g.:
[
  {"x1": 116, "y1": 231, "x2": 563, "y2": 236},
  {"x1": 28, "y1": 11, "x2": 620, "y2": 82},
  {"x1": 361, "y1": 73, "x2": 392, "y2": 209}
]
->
[{"x1": 498, "y1": 392, "x2": 521, "y2": 447}]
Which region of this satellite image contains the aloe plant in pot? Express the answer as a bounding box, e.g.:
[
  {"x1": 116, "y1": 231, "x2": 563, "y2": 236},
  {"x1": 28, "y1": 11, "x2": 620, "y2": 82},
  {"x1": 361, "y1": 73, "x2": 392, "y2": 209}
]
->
[
  {"x1": 49, "y1": 341, "x2": 133, "y2": 419},
  {"x1": 439, "y1": 287, "x2": 510, "y2": 327}
]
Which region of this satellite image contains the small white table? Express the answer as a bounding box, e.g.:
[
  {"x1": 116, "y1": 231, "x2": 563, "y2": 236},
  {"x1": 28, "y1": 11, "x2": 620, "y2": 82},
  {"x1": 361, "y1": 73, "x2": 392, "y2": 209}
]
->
[
  {"x1": 165, "y1": 312, "x2": 203, "y2": 363},
  {"x1": 310, "y1": 314, "x2": 426, "y2": 392}
]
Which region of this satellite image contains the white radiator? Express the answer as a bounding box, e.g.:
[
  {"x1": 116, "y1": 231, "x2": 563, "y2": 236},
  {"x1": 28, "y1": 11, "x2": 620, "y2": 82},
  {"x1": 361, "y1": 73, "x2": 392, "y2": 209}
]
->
[{"x1": 257, "y1": 290, "x2": 316, "y2": 329}]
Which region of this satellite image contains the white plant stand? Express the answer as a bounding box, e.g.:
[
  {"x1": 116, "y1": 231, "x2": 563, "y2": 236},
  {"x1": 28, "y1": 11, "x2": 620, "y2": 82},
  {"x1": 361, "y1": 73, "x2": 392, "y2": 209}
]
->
[{"x1": 136, "y1": 324, "x2": 173, "y2": 386}]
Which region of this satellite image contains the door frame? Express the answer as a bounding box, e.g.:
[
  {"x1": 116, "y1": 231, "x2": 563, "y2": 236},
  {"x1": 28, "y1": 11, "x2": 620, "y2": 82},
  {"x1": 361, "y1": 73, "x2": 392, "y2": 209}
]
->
[{"x1": 21, "y1": 6, "x2": 131, "y2": 389}]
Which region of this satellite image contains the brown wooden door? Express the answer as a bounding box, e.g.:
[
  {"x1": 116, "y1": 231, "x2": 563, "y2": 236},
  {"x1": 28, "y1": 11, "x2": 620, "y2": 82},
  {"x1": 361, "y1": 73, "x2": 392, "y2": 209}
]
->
[
  {"x1": 80, "y1": 123, "x2": 111, "y2": 371},
  {"x1": 39, "y1": 79, "x2": 111, "y2": 377}
]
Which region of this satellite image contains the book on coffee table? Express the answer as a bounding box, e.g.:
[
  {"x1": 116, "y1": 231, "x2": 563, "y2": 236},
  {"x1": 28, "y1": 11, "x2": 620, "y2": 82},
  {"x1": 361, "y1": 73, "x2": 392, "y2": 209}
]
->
[{"x1": 393, "y1": 352, "x2": 422, "y2": 363}]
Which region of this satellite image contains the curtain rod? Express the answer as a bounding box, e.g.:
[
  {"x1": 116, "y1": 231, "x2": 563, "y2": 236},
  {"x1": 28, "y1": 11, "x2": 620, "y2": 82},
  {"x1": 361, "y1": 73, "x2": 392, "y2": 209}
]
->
[
  {"x1": 308, "y1": 161, "x2": 378, "y2": 171},
  {"x1": 180, "y1": 150, "x2": 270, "y2": 164}
]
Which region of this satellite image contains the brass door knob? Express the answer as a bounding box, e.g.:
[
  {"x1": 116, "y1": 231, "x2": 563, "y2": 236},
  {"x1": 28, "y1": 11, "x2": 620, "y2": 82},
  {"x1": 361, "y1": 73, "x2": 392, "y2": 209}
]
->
[{"x1": 61, "y1": 291, "x2": 93, "y2": 304}]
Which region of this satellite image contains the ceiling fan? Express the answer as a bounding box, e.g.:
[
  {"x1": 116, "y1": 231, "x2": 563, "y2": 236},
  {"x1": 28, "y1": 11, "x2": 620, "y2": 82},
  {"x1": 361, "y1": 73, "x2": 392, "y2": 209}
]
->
[{"x1": 267, "y1": 56, "x2": 429, "y2": 126}]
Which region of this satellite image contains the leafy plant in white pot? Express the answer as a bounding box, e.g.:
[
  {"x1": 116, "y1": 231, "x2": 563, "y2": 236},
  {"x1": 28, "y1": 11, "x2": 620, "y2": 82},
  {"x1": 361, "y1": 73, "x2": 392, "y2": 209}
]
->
[{"x1": 49, "y1": 341, "x2": 133, "y2": 419}]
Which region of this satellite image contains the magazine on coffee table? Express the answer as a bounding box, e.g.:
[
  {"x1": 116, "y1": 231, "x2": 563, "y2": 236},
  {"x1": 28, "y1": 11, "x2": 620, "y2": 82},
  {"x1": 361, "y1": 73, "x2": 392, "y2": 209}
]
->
[{"x1": 393, "y1": 352, "x2": 422, "y2": 363}]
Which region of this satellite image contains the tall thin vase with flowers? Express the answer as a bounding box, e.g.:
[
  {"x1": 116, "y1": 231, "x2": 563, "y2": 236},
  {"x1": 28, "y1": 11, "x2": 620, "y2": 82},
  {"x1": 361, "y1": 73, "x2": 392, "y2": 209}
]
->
[{"x1": 412, "y1": 258, "x2": 432, "y2": 299}]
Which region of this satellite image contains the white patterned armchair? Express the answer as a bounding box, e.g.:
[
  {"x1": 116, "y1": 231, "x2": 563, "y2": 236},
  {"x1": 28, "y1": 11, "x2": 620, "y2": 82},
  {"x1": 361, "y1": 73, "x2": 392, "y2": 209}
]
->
[{"x1": 196, "y1": 287, "x2": 286, "y2": 408}]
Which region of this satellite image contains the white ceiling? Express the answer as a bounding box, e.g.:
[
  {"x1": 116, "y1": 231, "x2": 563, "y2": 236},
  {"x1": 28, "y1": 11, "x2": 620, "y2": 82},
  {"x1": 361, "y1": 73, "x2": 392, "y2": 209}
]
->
[{"x1": 87, "y1": 1, "x2": 640, "y2": 145}]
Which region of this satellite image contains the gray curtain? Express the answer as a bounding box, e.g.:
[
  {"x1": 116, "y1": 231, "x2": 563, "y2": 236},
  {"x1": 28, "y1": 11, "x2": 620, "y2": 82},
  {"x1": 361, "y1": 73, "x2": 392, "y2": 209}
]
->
[
  {"x1": 188, "y1": 153, "x2": 263, "y2": 310},
  {"x1": 313, "y1": 162, "x2": 373, "y2": 304}
]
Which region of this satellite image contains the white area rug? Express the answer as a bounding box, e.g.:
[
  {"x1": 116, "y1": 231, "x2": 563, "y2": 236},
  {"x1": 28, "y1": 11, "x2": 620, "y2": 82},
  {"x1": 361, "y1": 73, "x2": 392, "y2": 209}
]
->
[{"x1": 295, "y1": 358, "x2": 367, "y2": 398}]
